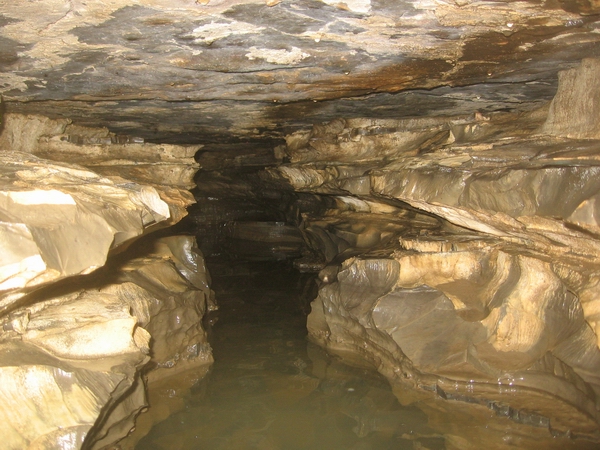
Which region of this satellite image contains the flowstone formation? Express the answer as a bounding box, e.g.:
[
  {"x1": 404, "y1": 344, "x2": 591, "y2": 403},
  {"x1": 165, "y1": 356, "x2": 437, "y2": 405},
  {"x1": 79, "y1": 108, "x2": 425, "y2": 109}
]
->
[
  {"x1": 0, "y1": 118, "x2": 213, "y2": 449},
  {"x1": 259, "y1": 59, "x2": 600, "y2": 445}
]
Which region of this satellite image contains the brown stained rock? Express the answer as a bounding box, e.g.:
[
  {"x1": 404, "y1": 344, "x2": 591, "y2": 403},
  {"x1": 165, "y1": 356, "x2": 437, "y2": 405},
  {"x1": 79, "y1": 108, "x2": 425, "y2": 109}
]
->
[
  {"x1": 311, "y1": 254, "x2": 600, "y2": 437},
  {"x1": 0, "y1": 114, "x2": 211, "y2": 448},
  {"x1": 277, "y1": 58, "x2": 600, "y2": 439},
  {"x1": 542, "y1": 58, "x2": 600, "y2": 139},
  {"x1": 2, "y1": 0, "x2": 599, "y2": 143},
  {"x1": 394, "y1": 248, "x2": 518, "y2": 321},
  {"x1": 0, "y1": 113, "x2": 202, "y2": 311},
  {"x1": 2, "y1": 0, "x2": 600, "y2": 445},
  {"x1": 110, "y1": 236, "x2": 215, "y2": 381},
  {"x1": 0, "y1": 300, "x2": 149, "y2": 449}
]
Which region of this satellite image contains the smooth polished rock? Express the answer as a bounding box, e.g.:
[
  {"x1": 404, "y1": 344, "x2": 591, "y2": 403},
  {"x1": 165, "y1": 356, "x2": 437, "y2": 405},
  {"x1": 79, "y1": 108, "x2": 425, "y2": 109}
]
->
[
  {"x1": 111, "y1": 235, "x2": 215, "y2": 381},
  {"x1": 309, "y1": 254, "x2": 600, "y2": 437},
  {"x1": 0, "y1": 235, "x2": 214, "y2": 450},
  {"x1": 92, "y1": 235, "x2": 215, "y2": 448},
  {"x1": 279, "y1": 59, "x2": 600, "y2": 440},
  {"x1": 0, "y1": 152, "x2": 177, "y2": 311},
  {"x1": 0, "y1": 299, "x2": 149, "y2": 450},
  {"x1": 0, "y1": 112, "x2": 201, "y2": 310},
  {"x1": 0, "y1": 115, "x2": 208, "y2": 448}
]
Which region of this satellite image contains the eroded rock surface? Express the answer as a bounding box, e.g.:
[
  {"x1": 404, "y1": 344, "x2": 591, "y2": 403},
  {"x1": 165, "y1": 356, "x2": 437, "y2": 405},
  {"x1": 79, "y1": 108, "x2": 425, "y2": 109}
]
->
[
  {"x1": 3, "y1": 0, "x2": 600, "y2": 446},
  {"x1": 0, "y1": 234, "x2": 214, "y2": 449},
  {"x1": 0, "y1": 152, "x2": 170, "y2": 311},
  {"x1": 0, "y1": 118, "x2": 212, "y2": 449},
  {"x1": 259, "y1": 59, "x2": 600, "y2": 442},
  {"x1": 0, "y1": 113, "x2": 200, "y2": 308},
  {"x1": 2, "y1": 0, "x2": 600, "y2": 143},
  {"x1": 0, "y1": 114, "x2": 200, "y2": 189}
]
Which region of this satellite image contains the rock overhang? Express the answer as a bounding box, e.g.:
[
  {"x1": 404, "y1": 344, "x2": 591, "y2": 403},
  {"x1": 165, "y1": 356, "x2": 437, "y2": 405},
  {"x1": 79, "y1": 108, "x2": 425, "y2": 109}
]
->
[{"x1": 1, "y1": 0, "x2": 600, "y2": 144}]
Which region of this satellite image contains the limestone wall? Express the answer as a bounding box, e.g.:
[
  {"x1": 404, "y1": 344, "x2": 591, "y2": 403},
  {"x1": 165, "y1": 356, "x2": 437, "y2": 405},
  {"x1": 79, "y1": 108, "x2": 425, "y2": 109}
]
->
[
  {"x1": 267, "y1": 58, "x2": 600, "y2": 441},
  {"x1": 0, "y1": 118, "x2": 212, "y2": 449}
]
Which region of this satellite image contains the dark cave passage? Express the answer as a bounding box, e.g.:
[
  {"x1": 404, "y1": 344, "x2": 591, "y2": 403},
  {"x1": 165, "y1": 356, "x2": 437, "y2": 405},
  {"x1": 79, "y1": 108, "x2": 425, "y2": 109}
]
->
[
  {"x1": 122, "y1": 107, "x2": 600, "y2": 449},
  {"x1": 132, "y1": 260, "x2": 442, "y2": 450},
  {"x1": 125, "y1": 252, "x2": 600, "y2": 450}
]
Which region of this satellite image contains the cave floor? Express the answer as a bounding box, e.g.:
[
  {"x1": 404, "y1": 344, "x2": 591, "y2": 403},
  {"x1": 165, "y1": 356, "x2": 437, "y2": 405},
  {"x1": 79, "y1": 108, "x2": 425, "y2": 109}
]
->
[
  {"x1": 133, "y1": 261, "x2": 442, "y2": 450},
  {"x1": 128, "y1": 261, "x2": 599, "y2": 450}
]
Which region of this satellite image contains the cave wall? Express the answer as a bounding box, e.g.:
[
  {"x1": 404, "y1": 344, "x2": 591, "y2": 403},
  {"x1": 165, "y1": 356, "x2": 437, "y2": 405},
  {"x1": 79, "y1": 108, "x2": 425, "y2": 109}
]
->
[
  {"x1": 258, "y1": 58, "x2": 600, "y2": 443},
  {"x1": 3, "y1": 0, "x2": 600, "y2": 448},
  {"x1": 0, "y1": 115, "x2": 214, "y2": 449}
]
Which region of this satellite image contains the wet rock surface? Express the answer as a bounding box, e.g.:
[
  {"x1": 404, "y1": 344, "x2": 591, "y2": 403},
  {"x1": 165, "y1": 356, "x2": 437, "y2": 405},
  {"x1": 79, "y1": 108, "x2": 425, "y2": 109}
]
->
[
  {"x1": 123, "y1": 262, "x2": 599, "y2": 450},
  {"x1": 250, "y1": 58, "x2": 600, "y2": 443},
  {"x1": 0, "y1": 152, "x2": 170, "y2": 310},
  {"x1": 0, "y1": 234, "x2": 214, "y2": 449},
  {"x1": 0, "y1": 118, "x2": 213, "y2": 449},
  {"x1": 125, "y1": 262, "x2": 447, "y2": 450},
  {"x1": 3, "y1": 0, "x2": 600, "y2": 447},
  {"x1": 0, "y1": 115, "x2": 200, "y2": 309},
  {"x1": 0, "y1": 114, "x2": 200, "y2": 189}
]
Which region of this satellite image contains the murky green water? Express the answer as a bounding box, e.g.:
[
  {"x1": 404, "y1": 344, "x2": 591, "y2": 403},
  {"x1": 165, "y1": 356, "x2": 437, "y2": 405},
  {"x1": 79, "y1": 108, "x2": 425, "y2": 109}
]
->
[{"x1": 133, "y1": 262, "x2": 442, "y2": 450}]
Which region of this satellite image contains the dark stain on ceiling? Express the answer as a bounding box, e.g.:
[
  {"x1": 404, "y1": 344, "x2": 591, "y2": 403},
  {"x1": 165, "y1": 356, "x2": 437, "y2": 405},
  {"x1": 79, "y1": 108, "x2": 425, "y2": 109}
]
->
[{"x1": 1, "y1": 0, "x2": 599, "y2": 146}]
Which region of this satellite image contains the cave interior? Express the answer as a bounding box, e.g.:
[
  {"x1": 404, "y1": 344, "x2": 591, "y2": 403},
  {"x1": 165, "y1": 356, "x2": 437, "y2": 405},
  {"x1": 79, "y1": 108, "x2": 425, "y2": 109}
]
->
[{"x1": 2, "y1": 0, "x2": 600, "y2": 449}]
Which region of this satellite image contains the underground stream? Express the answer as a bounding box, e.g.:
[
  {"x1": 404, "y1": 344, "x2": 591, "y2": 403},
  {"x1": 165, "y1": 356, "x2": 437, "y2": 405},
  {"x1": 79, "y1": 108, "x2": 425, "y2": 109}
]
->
[{"x1": 132, "y1": 260, "x2": 442, "y2": 450}]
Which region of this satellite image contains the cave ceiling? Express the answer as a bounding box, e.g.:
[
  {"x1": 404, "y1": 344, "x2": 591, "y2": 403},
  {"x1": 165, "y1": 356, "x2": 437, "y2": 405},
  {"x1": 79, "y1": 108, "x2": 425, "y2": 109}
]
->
[{"x1": 1, "y1": 0, "x2": 600, "y2": 147}]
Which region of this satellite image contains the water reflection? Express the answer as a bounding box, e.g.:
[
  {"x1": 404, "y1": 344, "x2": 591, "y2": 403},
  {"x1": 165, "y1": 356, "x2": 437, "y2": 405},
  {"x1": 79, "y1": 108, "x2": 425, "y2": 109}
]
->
[{"x1": 132, "y1": 262, "x2": 442, "y2": 450}]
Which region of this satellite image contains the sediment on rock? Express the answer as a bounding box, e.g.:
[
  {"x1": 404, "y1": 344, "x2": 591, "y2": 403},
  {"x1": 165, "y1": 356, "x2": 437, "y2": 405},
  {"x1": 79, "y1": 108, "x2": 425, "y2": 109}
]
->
[{"x1": 3, "y1": 1, "x2": 600, "y2": 448}]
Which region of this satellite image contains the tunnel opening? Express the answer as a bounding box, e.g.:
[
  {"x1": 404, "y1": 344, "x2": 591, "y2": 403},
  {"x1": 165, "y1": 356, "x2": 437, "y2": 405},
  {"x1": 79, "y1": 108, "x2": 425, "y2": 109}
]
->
[
  {"x1": 3, "y1": 90, "x2": 600, "y2": 448},
  {"x1": 3, "y1": 101, "x2": 600, "y2": 448},
  {"x1": 114, "y1": 99, "x2": 600, "y2": 448}
]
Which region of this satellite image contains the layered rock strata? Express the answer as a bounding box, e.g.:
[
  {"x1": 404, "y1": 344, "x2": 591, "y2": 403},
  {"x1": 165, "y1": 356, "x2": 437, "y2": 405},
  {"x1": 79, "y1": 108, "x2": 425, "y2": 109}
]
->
[
  {"x1": 264, "y1": 59, "x2": 600, "y2": 442},
  {"x1": 3, "y1": 0, "x2": 600, "y2": 142},
  {"x1": 0, "y1": 234, "x2": 214, "y2": 449},
  {"x1": 0, "y1": 152, "x2": 169, "y2": 309},
  {"x1": 0, "y1": 113, "x2": 200, "y2": 189},
  {"x1": 0, "y1": 119, "x2": 212, "y2": 448}
]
